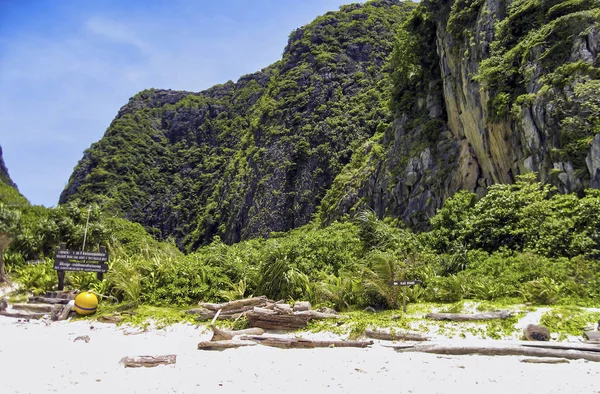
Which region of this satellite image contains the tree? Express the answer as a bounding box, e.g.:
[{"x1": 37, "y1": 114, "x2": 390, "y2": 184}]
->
[{"x1": 0, "y1": 202, "x2": 20, "y2": 282}]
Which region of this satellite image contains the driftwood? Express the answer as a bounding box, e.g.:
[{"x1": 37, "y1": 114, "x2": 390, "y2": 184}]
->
[
  {"x1": 199, "y1": 296, "x2": 268, "y2": 312},
  {"x1": 396, "y1": 343, "x2": 600, "y2": 362},
  {"x1": 240, "y1": 335, "x2": 373, "y2": 349},
  {"x1": 520, "y1": 341, "x2": 600, "y2": 353},
  {"x1": 295, "y1": 310, "x2": 345, "y2": 319},
  {"x1": 293, "y1": 301, "x2": 311, "y2": 312},
  {"x1": 246, "y1": 309, "x2": 312, "y2": 330},
  {"x1": 119, "y1": 355, "x2": 177, "y2": 368},
  {"x1": 520, "y1": 358, "x2": 569, "y2": 364},
  {"x1": 188, "y1": 302, "x2": 265, "y2": 321},
  {"x1": 425, "y1": 311, "x2": 514, "y2": 321},
  {"x1": 12, "y1": 303, "x2": 57, "y2": 313},
  {"x1": 210, "y1": 325, "x2": 265, "y2": 341},
  {"x1": 74, "y1": 335, "x2": 90, "y2": 343},
  {"x1": 0, "y1": 310, "x2": 46, "y2": 319},
  {"x1": 365, "y1": 328, "x2": 429, "y2": 342},
  {"x1": 188, "y1": 309, "x2": 246, "y2": 321},
  {"x1": 28, "y1": 296, "x2": 70, "y2": 305},
  {"x1": 198, "y1": 340, "x2": 257, "y2": 351},
  {"x1": 274, "y1": 303, "x2": 293, "y2": 314},
  {"x1": 50, "y1": 303, "x2": 73, "y2": 321},
  {"x1": 584, "y1": 331, "x2": 600, "y2": 341},
  {"x1": 97, "y1": 315, "x2": 124, "y2": 323}
]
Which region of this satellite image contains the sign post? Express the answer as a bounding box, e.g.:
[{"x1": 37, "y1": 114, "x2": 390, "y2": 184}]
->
[
  {"x1": 389, "y1": 280, "x2": 422, "y2": 313},
  {"x1": 54, "y1": 243, "x2": 109, "y2": 290}
]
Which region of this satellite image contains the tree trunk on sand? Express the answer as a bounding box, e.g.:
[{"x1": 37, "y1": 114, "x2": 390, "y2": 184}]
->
[
  {"x1": 520, "y1": 358, "x2": 569, "y2": 364},
  {"x1": 518, "y1": 341, "x2": 600, "y2": 353},
  {"x1": 395, "y1": 343, "x2": 600, "y2": 362},
  {"x1": 11, "y1": 303, "x2": 57, "y2": 313},
  {"x1": 28, "y1": 297, "x2": 71, "y2": 305},
  {"x1": 246, "y1": 308, "x2": 312, "y2": 330},
  {"x1": 0, "y1": 233, "x2": 12, "y2": 283},
  {"x1": 425, "y1": 311, "x2": 514, "y2": 321},
  {"x1": 0, "y1": 310, "x2": 46, "y2": 319},
  {"x1": 294, "y1": 310, "x2": 346, "y2": 319},
  {"x1": 119, "y1": 355, "x2": 177, "y2": 368},
  {"x1": 198, "y1": 340, "x2": 257, "y2": 351},
  {"x1": 584, "y1": 331, "x2": 600, "y2": 342},
  {"x1": 240, "y1": 335, "x2": 373, "y2": 349},
  {"x1": 198, "y1": 296, "x2": 268, "y2": 311},
  {"x1": 365, "y1": 328, "x2": 429, "y2": 341},
  {"x1": 210, "y1": 325, "x2": 265, "y2": 341}
]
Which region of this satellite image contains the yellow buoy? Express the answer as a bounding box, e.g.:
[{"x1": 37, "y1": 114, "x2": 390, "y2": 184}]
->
[{"x1": 74, "y1": 292, "x2": 98, "y2": 316}]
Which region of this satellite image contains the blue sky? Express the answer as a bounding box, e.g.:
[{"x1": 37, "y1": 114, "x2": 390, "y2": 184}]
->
[{"x1": 0, "y1": 0, "x2": 357, "y2": 207}]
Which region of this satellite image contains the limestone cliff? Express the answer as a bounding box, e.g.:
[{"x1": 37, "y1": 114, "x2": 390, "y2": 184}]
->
[
  {"x1": 320, "y1": 0, "x2": 600, "y2": 228},
  {"x1": 60, "y1": 0, "x2": 414, "y2": 248},
  {"x1": 0, "y1": 144, "x2": 17, "y2": 190}
]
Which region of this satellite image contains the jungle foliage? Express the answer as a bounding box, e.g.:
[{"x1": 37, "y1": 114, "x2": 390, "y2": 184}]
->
[{"x1": 3, "y1": 175, "x2": 600, "y2": 309}]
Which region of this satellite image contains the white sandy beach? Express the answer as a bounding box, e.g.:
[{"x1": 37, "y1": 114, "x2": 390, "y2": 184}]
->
[{"x1": 1, "y1": 316, "x2": 600, "y2": 394}]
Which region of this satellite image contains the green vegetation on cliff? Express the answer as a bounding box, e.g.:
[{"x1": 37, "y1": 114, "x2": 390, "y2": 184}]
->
[
  {"x1": 60, "y1": 0, "x2": 416, "y2": 250},
  {"x1": 0, "y1": 144, "x2": 19, "y2": 195}
]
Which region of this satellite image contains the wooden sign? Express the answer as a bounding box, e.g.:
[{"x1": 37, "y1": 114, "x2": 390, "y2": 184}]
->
[
  {"x1": 389, "y1": 280, "x2": 422, "y2": 286},
  {"x1": 389, "y1": 279, "x2": 422, "y2": 313},
  {"x1": 54, "y1": 243, "x2": 108, "y2": 290}
]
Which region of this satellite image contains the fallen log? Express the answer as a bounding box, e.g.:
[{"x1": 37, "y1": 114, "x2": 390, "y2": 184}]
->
[
  {"x1": 274, "y1": 303, "x2": 293, "y2": 315},
  {"x1": 584, "y1": 331, "x2": 600, "y2": 341},
  {"x1": 119, "y1": 355, "x2": 177, "y2": 368},
  {"x1": 295, "y1": 310, "x2": 346, "y2": 320},
  {"x1": 189, "y1": 309, "x2": 246, "y2": 322},
  {"x1": 210, "y1": 325, "x2": 264, "y2": 341},
  {"x1": 396, "y1": 343, "x2": 600, "y2": 362},
  {"x1": 0, "y1": 310, "x2": 46, "y2": 319},
  {"x1": 425, "y1": 311, "x2": 514, "y2": 321},
  {"x1": 520, "y1": 341, "x2": 600, "y2": 353},
  {"x1": 198, "y1": 340, "x2": 257, "y2": 351},
  {"x1": 246, "y1": 310, "x2": 312, "y2": 330},
  {"x1": 293, "y1": 301, "x2": 311, "y2": 312},
  {"x1": 198, "y1": 296, "x2": 268, "y2": 312},
  {"x1": 51, "y1": 304, "x2": 73, "y2": 321},
  {"x1": 240, "y1": 335, "x2": 373, "y2": 349},
  {"x1": 365, "y1": 328, "x2": 429, "y2": 342},
  {"x1": 28, "y1": 296, "x2": 70, "y2": 305},
  {"x1": 97, "y1": 315, "x2": 123, "y2": 323},
  {"x1": 520, "y1": 357, "x2": 570, "y2": 364},
  {"x1": 12, "y1": 303, "x2": 57, "y2": 313}
]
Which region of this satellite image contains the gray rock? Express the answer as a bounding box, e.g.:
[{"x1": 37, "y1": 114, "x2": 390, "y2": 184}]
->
[{"x1": 524, "y1": 324, "x2": 551, "y2": 341}]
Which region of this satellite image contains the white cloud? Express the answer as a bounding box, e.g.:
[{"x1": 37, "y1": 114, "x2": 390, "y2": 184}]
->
[{"x1": 85, "y1": 17, "x2": 153, "y2": 54}]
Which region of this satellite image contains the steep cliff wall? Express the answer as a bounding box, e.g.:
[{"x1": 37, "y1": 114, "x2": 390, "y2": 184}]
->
[
  {"x1": 320, "y1": 0, "x2": 600, "y2": 227},
  {"x1": 60, "y1": 0, "x2": 414, "y2": 248},
  {"x1": 0, "y1": 144, "x2": 18, "y2": 190}
]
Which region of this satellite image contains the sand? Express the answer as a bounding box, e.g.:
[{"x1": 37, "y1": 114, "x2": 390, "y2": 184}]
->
[{"x1": 1, "y1": 316, "x2": 600, "y2": 394}]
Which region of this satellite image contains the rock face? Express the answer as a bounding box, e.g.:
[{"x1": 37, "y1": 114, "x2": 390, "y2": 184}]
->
[
  {"x1": 59, "y1": 0, "x2": 414, "y2": 248},
  {"x1": 0, "y1": 144, "x2": 18, "y2": 190},
  {"x1": 320, "y1": 0, "x2": 600, "y2": 228},
  {"x1": 61, "y1": 0, "x2": 600, "y2": 247}
]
